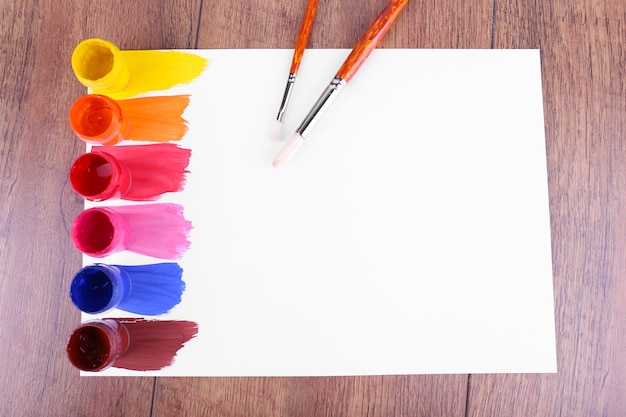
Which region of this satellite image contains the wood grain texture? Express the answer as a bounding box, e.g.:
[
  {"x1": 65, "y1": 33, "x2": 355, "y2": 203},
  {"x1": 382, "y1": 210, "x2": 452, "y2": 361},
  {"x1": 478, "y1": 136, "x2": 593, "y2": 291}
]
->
[
  {"x1": 197, "y1": 0, "x2": 494, "y2": 50},
  {"x1": 467, "y1": 0, "x2": 626, "y2": 416},
  {"x1": 1, "y1": 0, "x2": 625, "y2": 416},
  {"x1": 154, "y1": 375, "x2": 468, "y2": 417},
  {"x1": 0, "y1": 1, "x2": 198, "y2": 416}
]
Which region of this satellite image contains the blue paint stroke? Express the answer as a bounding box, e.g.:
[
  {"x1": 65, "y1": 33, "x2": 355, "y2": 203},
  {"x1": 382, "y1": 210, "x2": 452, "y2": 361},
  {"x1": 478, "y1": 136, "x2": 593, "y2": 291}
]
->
[{"x1": 70, "y1": 263, "x2": 185, "y2": 315}]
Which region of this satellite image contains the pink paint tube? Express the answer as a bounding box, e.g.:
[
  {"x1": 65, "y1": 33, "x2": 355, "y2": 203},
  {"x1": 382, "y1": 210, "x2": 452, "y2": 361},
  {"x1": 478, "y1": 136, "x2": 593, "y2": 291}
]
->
[
  {"x1": 71, "y1": 203, "x2": 192, "y2": 259},
  {"x1": 69, "y1": 144, "x2": 191, "y2": 202}
]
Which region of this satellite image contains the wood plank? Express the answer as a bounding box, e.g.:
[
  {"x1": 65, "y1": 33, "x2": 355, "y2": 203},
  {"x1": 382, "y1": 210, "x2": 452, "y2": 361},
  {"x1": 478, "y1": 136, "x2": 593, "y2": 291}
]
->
[
  {"x1": 154, "y1": 375, "x2": 468, "y2": 417},
  {"x1": 467, "y1": 0, "x2": 626, "y2": 415},
  {"x1": 0, "y1": 1, "x2": 200, "y2": 416},
  {"x1": 9, "y1": 0, "x2": 621, "y2": 415},
  {"x1": 197, "y1": 0, "x2": 494, "y2": 49}
]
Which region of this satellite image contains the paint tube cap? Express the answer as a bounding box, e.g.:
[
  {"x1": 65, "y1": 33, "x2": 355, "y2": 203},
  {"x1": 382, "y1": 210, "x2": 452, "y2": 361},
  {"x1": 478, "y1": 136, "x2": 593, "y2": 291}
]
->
[
  {"x1": 69, "y1": 94, "x2": 128, "y2": 145},
  {"x1": 71, "y1": 207, "x2": 132, "y2": 258},
  {"x1": 69, "y1": 150, "x2": 132, "y2": 201},
  {"x1": 71, "y1": 38, "x2": 130, "y2": 94},
  {"x1": 66, "y1": 319, "x2": 130, "y2": 372},
  {"x1": 69, "y1": 264, "x2": 132, "y2": 314}
]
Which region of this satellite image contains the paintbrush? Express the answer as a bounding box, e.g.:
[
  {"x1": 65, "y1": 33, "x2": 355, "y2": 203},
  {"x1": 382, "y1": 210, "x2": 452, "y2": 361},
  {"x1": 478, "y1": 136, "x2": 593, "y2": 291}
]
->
[
  {"x1": 272, "y1": 0, "x2": 319, "y2": 141},
  {"x1": 272, "y1": 0, "x2": 408, "y2": 167}
]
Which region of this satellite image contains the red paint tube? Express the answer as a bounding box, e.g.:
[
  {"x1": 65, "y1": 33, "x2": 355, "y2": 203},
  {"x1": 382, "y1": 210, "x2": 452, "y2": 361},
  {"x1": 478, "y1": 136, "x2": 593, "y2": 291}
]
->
[
  {"x1": 67, "y1": 318, "x2": 198, "y2": 372},
  {"x1": 69, "y1": 144, "x2": 191, "y2": 202},
  {"x1": 71, "y1": 203, "x2": 191, "y2": 259}
]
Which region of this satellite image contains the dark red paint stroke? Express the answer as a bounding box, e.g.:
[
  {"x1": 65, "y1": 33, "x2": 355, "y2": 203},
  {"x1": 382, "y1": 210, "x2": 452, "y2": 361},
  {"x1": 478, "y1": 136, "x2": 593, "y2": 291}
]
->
[{"x1": 112, "y1": 318, "x2": 198, "y2": 371}]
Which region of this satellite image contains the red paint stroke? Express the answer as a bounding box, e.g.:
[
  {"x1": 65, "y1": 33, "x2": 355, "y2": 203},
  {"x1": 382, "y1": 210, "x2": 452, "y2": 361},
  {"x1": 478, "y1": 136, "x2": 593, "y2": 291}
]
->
[
  {"x1": 70, "y1": 143, "x2": 191, "y2": 201},
  {"x1": 67, "y1": 318, "x2": 198, "y2": 372},
  {"x1": 69, "y1": 94, "x2": 190, "y2": 145},
  {"x1": 71, "y1": 203, "x2": 192, "y2": 259}
]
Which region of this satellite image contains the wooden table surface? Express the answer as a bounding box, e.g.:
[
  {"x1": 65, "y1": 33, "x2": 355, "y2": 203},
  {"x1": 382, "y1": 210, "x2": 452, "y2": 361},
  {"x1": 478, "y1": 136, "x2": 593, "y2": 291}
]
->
[{"x1": 1, "y1": 0, "x2": 624, "y2": 416}]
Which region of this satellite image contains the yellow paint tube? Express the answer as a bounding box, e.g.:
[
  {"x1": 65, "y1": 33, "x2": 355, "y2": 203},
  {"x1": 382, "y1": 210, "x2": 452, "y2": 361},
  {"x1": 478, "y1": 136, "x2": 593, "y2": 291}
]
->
[{"x1": 71, "y1": 38, "x2": 208, "y2": 99}]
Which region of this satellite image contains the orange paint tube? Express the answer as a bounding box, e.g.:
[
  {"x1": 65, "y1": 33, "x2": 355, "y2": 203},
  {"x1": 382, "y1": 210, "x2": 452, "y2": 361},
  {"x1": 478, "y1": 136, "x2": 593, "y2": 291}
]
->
[
  {"x1": 71, "y1": 38, "x2": 208, "y2": 99},
  {"x1": 69, "y1": 94, "x2": 190, "y2": 145}
]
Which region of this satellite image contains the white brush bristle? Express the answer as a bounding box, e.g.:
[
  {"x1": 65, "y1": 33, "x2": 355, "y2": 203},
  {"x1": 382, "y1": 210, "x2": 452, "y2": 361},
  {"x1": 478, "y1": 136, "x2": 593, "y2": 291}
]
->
[
  {"x1": 271, "y1": 120, "x2": 283, "y2": 141},
  {"x1": 272, "y1": 133, "x2": 305, "y2": 168}
]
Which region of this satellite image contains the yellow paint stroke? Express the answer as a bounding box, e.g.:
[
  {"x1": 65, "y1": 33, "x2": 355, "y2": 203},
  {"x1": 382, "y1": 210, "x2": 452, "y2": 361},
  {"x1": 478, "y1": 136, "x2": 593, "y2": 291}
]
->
[{"x1": 72, "y1": 39, "x2": 209, "y2": 99}]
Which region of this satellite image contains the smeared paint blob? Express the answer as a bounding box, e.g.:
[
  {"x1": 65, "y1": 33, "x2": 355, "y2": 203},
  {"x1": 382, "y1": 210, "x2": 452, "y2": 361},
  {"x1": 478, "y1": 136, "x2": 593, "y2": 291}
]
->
[
  {"x1": 69, "y1": 94, "x2": 190, "y2": 145},
  {"x1": 70, "y1": 144, "x2": 191, "y2": 201},
  {"x1": 113, "y1": 319, "x2": 198, "y2": 371},
  {"x1": 71, "y1": 203, "x2": 191, "y2": 259},
  {"x1": 67, "y1": 318, "x2": 197, "y2": 372},
  {"x1": 70, "y1": 263, "x2": 185, "y2": 315},
  {"x1": 72, "y1": 38, "x2": 208, "y2": 99}
]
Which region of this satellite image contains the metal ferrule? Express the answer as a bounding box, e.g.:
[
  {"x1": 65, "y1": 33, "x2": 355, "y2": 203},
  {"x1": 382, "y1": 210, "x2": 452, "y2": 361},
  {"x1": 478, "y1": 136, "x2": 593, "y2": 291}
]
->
[
  {"x1": 296, "y1": 76, "x2": 347, "y2": 138},
  {"x1": 276, "y1": 73, "x2": 297, "y2": 122}
]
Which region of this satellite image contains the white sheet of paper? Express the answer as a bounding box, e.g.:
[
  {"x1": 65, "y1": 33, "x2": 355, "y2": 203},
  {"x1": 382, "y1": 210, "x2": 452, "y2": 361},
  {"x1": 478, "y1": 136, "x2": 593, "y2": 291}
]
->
[{"x1": 82, "y1": 49, "x2": 557, "y2": 376}]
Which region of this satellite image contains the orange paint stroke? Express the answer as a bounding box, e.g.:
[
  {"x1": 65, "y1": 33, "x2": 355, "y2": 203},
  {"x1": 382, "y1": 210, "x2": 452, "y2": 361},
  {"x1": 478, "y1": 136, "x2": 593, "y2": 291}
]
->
[
  {"x1": 118, "y1": 95, "x2": 190, "y2": 143},
  {"x1": 69, "y1": 94, "x2": 190, "y2": 145}
]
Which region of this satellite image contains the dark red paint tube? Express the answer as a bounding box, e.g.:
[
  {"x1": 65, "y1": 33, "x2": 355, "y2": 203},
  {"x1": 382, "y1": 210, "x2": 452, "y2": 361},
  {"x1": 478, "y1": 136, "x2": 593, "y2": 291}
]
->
[
  {"x1": 67, "y1": 318, "x2": 198, "y2": 372},
  {"x1": 66, "y1": 319, "x2": 130, "y2": 372}
]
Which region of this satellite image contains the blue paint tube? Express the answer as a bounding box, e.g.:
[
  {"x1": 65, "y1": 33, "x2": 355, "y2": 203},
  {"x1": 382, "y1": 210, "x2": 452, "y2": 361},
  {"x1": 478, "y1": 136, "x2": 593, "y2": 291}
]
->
[{"x1": 70, "y1": 263, "x2": 185, "y2": 315}]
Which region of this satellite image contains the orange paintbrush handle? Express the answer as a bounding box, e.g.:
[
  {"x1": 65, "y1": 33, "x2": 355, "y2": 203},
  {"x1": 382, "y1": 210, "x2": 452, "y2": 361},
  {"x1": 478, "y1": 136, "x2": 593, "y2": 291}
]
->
[
  {"x1": 336, "y1": 0, "x2": 408, "y2": 82},
  {"x1": 273, "y1": 0, "x2": 408, "y2": 164},
  {"x1": 290, "y1": 0, "x2": 319, "y2": 74}
]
